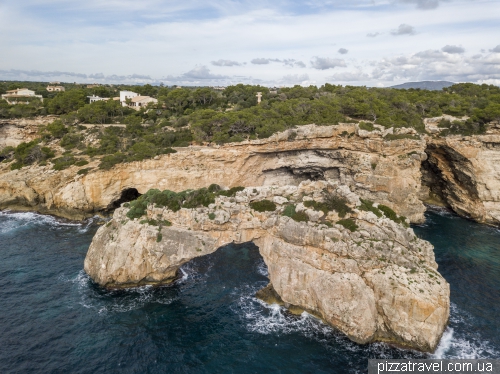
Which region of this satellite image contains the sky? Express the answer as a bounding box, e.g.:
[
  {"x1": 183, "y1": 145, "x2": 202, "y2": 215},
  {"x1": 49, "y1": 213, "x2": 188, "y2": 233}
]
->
[{"x1": 0, "y1": 0, "x2": 499, "y2": 87}]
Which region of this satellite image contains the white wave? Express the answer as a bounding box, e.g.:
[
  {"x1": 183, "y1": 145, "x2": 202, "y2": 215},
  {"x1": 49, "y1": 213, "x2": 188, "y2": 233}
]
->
[
  {"x1": 61, "y1": 270, "x2": 175, "y2": 314},
  {"x1": 433, "y1": 327, "x2": 454, "y2": 358},
  {"x1": 431, "y1": 303, "x2": 500, "y2": 359},
  {"x1": 0, "y1": 210, "x2": 87, "y2": 234},
  {"x1": 256, "y1": 258, "x2": 269, "y2": 277}
]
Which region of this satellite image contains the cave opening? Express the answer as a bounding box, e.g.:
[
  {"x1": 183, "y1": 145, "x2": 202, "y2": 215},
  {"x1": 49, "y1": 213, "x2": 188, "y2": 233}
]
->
[{"x1": 107, "y1": 188, "x2": 141, "y2": 211}]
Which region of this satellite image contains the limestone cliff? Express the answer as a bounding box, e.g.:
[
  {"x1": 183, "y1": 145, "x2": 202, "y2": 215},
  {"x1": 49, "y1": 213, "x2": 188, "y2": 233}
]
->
[
  {"x1": 421, "y1": 132, "x2": 500, "y2": 225},
  {"x1": 0, "y1": 124, "x2": 427, "y2": 222},
  {"x1": 84, "y1": 181, "x2": 450, "y2": 352}
]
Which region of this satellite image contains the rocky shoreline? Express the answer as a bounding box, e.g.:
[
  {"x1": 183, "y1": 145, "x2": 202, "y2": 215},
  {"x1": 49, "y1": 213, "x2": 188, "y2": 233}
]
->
[{"x1": 84, "y1": 181, "x2": 449, "y2": 352}]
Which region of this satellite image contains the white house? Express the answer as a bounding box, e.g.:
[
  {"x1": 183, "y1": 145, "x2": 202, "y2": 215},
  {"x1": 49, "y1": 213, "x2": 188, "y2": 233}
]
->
[
  {"x1": 128, "y1": 96, "x2": 158, "y2": 109},
  {"x1": 46, "y1": 85, "x2": 65, "y2": 92},
  {"x1": 1, "y1": 88, "x2": 43, "y2": 104},
  {"x1": 119, "y1": 91, "x2": 138, "y2": 106},
  {"x1": 87, "y1": 95, "x2": 109, "y2": 103}
]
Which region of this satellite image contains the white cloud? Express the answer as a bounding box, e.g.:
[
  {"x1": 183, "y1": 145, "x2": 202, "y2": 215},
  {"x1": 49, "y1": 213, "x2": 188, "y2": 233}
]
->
[
  {"x1": 390, "y1": 24, "x2": 416, "y2": 36},
  {"x1": 490, "y1": 45, "x2": 500, "y2": 53},
  {"x1": 211, "y1": 59, "x2": 242, "y2": 66},
  {"x1": 279, "y1": 74, "x2": 310, "y2": 84},
  {"x1": 338, "y1": 48, "x2": 348, "y2": 54},
  {"x1": 181, "y1": 66, "x2": 228, "y2": 80},
  {"x1": 442, "y1": 45, "x2": 465, "y2": 54},
  {"x1": 251, "y1": 58, "x2": 271, "y2": 65},
  {"x1": 396, "y1": 0, "x2": 441, "y2": 10},
  {"x1": 310, "y1": 57, "x2": 347, "y2": 70},
  {"x1": 367, "y1": 32, "x2": 381, "y2": 37},
  {"x1": 327, "y1": 70, "x2": 370, "y2": 81}
]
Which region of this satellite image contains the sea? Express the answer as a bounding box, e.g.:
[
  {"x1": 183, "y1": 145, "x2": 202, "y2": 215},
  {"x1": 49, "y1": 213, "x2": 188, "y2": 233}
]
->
[{"x1": 0, "y1": 207, "x2": 498, "y2": 373}]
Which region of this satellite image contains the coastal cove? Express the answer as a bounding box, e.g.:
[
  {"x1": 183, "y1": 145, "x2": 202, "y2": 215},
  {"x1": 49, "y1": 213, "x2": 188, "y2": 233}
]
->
[{"x1": 0, "y1": 208, "x2": 498, "y2": 373}]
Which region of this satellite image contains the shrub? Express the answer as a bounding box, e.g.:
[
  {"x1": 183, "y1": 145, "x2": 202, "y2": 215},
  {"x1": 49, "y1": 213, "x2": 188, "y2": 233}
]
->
[
  {"x1": 324, "y1": 194, "x2": 353, "y2": 218},
  {"x1": 291, "y1": 211, "x2": 309, "y2": 222},
  {"x1": 52, "y1": 155, "x2": 76, "y2": 170},
  {"x1": 75, "y1": 160, "x2": 89, "y2": 167},
  {"x1": 359, "y1": 199, "x2": 382, "y2": 217},
  {"x1": 218, "y1": 186, "x2": 245, "y2": 197},
  {"x1": 303, "y1": 200, "x2": 329, "y2": 214},
  {"x1": 337, "y1": 219, "x2": 358, "y2": 232},
  {"x1": 125, "y1": 187, "x2": 224, "y2": 220},
  {"x1": 60, "y1": 133, "x2": 83, "y2": 150},
  {"x1": 249, "y1": 199, "x2": 276, "y2": 212},
  {"x1": 282, "y1": 204, "x2": 296, "y2": 217},
  {"x1": 77, "y1": 168, "x2": 91, "y2": 175},
  {"x1": 358, "y1": 122, "x2": 375, "y2": 131},
  {"x1": 99, "y1": 153, "x2": 127, "y2": 170},
  {"x1": 378, "y1": 204, "x2": 409, "y2": 227},
  {"x1": 46, "y1": 120, "x2": 68, "y2": 139},
  {"x1": 156, "y1": 233, "x2": 162, "y2": 242},
  {"x1": 208, "y1": 212, "x2": 216, "y2": 220}
]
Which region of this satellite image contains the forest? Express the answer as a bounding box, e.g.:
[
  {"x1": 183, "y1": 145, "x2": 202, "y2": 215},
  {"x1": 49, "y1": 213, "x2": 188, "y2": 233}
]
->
[{"x1": 1, "y1": 81, "x2": 499, "y2": 171}]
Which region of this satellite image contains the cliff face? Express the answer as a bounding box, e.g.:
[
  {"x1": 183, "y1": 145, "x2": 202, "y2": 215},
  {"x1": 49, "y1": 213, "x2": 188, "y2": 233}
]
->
[
  {"x1": 422, "y1": 133, "x2": 500, "y2": 225},
  {"x1": 0, "y1": 117, "x2": 56, "y2": 148},
  {"x1": 0, "y1": 124, "x2": 427, "y2": 222},
  {"x1": 84, "y1": 181, "x2": 449, "y2": 352}
]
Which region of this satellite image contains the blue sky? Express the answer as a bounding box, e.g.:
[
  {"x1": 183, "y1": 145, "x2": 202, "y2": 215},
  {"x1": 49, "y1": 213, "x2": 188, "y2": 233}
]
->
[{"x1": 0, "y1": 0, "x2": 499, "y2": 86}]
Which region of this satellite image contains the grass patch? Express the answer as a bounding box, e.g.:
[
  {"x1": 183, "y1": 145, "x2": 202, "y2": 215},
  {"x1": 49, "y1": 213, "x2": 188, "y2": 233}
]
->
[
  {"x1": 358, "y1": 121, "x2": 375, "y2": 131},
  {"x1": 249, "y1": 199, "x2": 276, "y2": 212},
  {"x1": 359, "y1": 199, "x2": 382, "y2": 217},
  {"x1": 378, "y1": 204, "x2": 409, "y2": 227},
  {"x1": 218, "y1": 186, "x2": 245, "y2": 197},
  {"x1": 303, "y1": 192, "x2": 353, "y2": 218},
  {"x1": 77, "y1": 167, "x2": 91, "y2": 175},
  {"x1": 336, "y1": 219, "x2": 358, "y2": 232}
]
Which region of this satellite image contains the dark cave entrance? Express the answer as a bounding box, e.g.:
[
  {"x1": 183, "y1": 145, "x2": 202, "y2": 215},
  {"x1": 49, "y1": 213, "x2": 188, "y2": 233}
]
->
[{"x1": 107, "y1": 188, "x2": 141, "y2": 211}]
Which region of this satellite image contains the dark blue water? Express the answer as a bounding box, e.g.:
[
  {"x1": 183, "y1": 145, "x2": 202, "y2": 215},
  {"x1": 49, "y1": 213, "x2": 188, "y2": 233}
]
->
[{"x1": 0, "y1": 208, "x2": 498, "y2": 374}]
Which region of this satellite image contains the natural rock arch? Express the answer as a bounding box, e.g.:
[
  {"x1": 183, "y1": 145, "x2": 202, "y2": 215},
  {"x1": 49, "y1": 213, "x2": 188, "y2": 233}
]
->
[{"x1": 107, "y1": 188, "x2": 141, "y2": 211}]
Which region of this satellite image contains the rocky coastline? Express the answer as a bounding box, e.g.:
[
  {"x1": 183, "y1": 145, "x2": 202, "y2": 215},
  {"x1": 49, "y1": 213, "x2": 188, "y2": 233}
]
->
[{"x1": 84, "y1": 181, "x2": 450, "y2": 352}]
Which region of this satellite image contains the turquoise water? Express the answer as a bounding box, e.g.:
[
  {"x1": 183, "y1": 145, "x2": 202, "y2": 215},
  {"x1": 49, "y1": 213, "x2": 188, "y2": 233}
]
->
[{"x1": 0, "y1": 208, "x2": 498, "y2": 373}]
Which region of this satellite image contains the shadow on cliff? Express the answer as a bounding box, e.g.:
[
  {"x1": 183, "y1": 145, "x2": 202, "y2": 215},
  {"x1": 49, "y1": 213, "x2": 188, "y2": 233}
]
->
[{"x1": 106, "y1": 188, "x2": 141, "y2": 212}]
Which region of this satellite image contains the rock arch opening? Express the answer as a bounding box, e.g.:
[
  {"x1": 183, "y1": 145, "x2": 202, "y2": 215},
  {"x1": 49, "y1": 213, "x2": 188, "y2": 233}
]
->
[{"x1": 108, "y1": 188, "x2": 141, "y2": 211}]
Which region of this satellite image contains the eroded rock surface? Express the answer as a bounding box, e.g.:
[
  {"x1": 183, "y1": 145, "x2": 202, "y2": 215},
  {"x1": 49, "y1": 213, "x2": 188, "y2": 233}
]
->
[
  {"x1": 85, "y1": 181, "x2": 449, "y2": 352},
  {"x1": 0, "y1": 124, "x2": 427, "y2": 222},
  {"x1": 422, "y1": 134, "x2": 500, "y2": 225}
]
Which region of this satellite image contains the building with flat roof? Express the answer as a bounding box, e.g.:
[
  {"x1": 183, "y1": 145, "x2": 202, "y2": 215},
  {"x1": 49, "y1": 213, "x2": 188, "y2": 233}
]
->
[
  {"x1": 119, "y1": 91, "x2": 138, "y2": 106},
  {"x1": 128, "y1": 96, "x2": 158, "y2": 109},
  {"x1": 87, "y1": 95, "x2": 110, "y2": 103},
  {"x1": 1, "y1": 88, "x2": 43, "y2": 104},
  {"x1": 47, "y1": 85, "x2": 65, "y2": 92}
]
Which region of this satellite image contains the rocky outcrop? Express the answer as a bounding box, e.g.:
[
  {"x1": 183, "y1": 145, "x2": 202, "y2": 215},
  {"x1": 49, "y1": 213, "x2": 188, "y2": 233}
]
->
[
  {"x1": 0, "y1": 116, "x2": 57, "y2": 148},
  {"x1": 0, "y1": 124, "x2": 428, "y2": 222},
  {"x1": 421, "y1": 133, "x2": 500, "y2": 225},
  {"x1": 84, "y1": 181, "x2": 450, "y2": 352}
]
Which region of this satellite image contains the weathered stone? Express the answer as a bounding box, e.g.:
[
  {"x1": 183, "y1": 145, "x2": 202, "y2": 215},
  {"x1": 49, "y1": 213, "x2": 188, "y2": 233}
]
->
[{"x1": 84, "y1": 182, "x2": 449, "y2": 352}]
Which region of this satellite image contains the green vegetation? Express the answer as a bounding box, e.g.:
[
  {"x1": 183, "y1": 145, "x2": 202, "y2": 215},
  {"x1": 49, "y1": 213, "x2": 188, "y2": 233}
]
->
[
  {"x1": 218, "y1": 186, "x2": 245, "y2": 197},
  {"x1": 282, "y1": 204, "x2": 309, "y2": 222},
  {"x1": 359, "y1": 199, "x2": 383, "y2": 217},
  {"x1": 303, "y1": 193, "x2": 353, "y2": 218},
  {"x1": 378, "y1": 204, "x2": 409, "y2": 227},
  {"x1": 77, "y1": 168, "x2": 91, "y2": 175},
  {"x1": 3, "y1": 140, "x2": 56, "y2": 170},
  {"x1": 358, "y1": 121, "x2": 375, "y2": 131},
  {"x1": 336, "y1": 219, "x2": 358, "y2": 232},
  {"x1": 208, "y1": 213, "x2": 216, "y2": 220},
  {"x1": 125, "y1": 185, "x2": 243, "y2": 220},
  {"x1": 2, "y1": 81, "x2": 499, "y2": 172},
  {"x1": 249, "y1": 199, "x2": 277, "y2": 212}
]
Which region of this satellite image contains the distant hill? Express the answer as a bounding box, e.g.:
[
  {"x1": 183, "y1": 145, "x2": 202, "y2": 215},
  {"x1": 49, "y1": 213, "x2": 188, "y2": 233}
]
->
[{"x1": 390, "y1": 81, "x2": 455, "y2": 90}]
